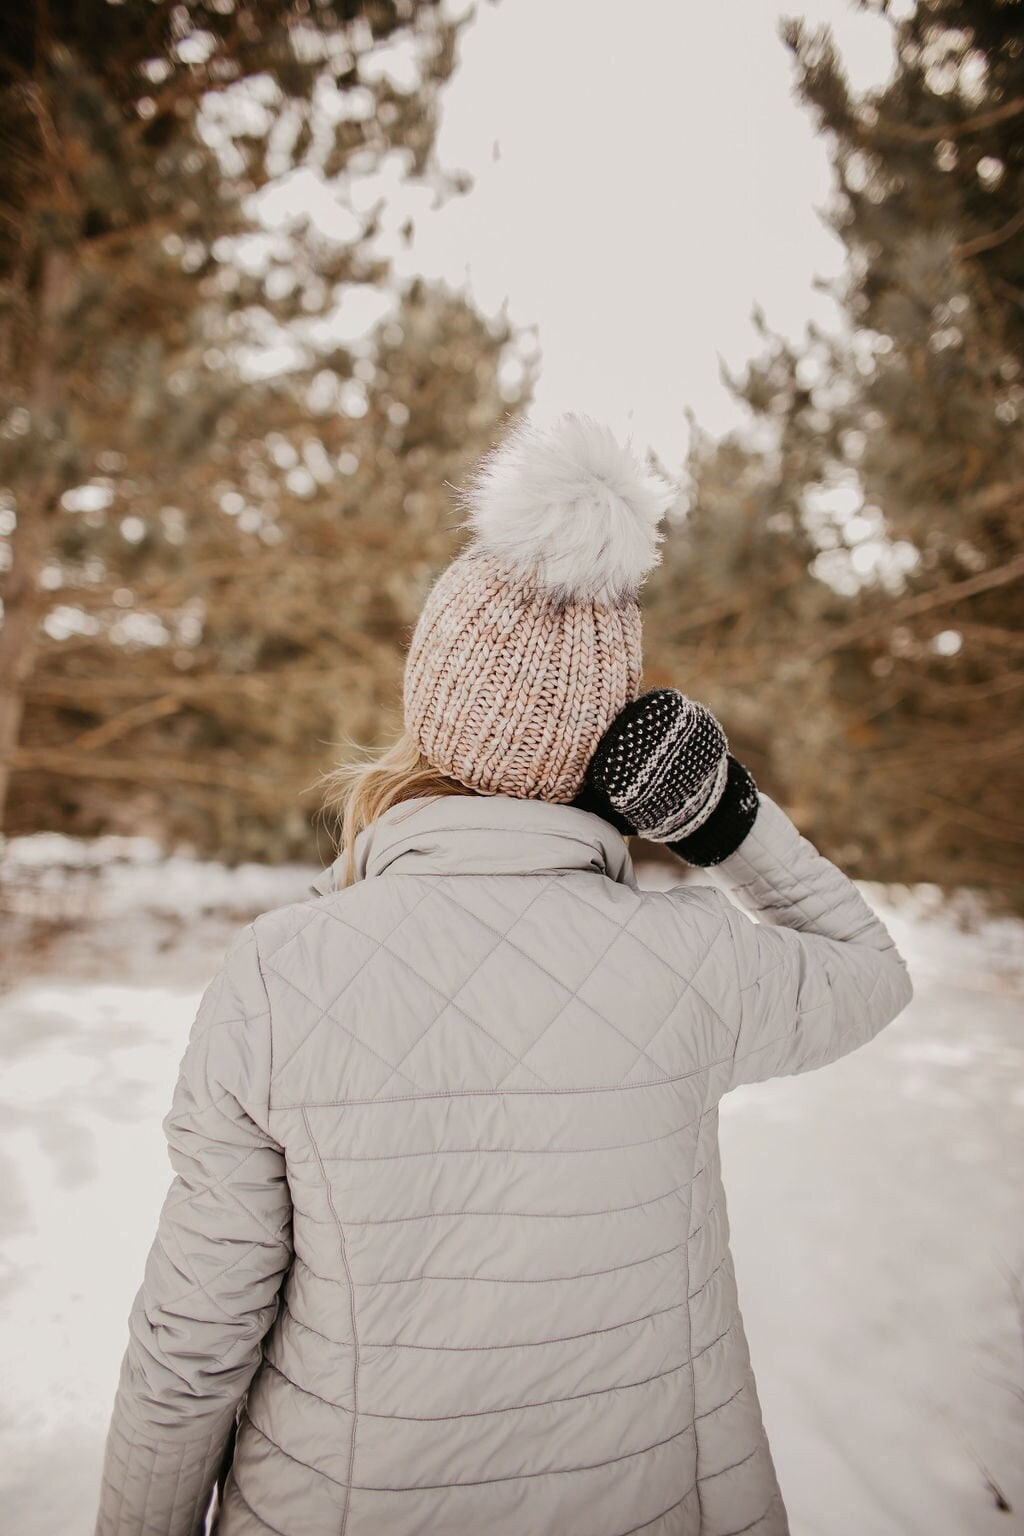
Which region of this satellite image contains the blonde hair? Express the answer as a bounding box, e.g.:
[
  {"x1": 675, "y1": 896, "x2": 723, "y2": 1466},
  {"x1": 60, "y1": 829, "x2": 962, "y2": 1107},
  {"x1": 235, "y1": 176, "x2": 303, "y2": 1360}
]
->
[{"x1": 319, "y1": 729, "x2": 476, "y2": 889}]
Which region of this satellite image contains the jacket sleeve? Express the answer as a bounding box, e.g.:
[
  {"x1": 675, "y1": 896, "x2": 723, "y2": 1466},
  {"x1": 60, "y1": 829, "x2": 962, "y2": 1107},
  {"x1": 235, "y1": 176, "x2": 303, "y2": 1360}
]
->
[
  {"x1": 94, "y1": 925, "x2": 293, "y2": 1536},
  {"x1": 705, "y1": 794, "x2": 914, "y2": 1092}
]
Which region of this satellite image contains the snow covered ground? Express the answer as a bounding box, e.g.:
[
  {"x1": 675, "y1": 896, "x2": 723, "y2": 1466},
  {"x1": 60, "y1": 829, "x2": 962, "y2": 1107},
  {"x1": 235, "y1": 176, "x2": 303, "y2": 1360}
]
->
[{"x1": 1, "y1": 836, "x2": 1021, "y2": 1536}]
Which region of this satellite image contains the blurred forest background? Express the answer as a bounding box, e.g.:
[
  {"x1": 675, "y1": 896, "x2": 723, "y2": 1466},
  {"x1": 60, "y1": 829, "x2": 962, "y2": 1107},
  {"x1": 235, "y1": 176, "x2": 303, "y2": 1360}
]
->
[{"x1": 0, "y1": 0, "x2": 1022, "y2": 906}]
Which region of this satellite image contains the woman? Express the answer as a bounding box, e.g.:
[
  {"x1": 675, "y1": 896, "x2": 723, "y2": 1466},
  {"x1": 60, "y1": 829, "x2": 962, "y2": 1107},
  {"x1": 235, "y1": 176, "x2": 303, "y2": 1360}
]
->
[{"x1": 95, "y1": 412, "x2": 913, "y2": 1536}]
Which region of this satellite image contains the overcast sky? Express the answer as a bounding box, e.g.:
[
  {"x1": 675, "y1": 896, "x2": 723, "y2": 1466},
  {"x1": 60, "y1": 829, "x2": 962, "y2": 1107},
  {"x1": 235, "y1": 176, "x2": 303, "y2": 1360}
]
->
[{"x1": 381, "y1": 0, "x2": 899, "y2": 475}]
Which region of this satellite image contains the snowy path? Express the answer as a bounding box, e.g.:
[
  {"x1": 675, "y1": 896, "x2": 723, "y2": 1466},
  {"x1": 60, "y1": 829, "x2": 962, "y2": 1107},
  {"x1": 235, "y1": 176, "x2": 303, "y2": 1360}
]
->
[
  {"x1": 719, "y1": 903, "x2": 1023, "y2": 1536},
  {"x1": 1, "y1": 844, "x2": 1021, "y2": 1535}
]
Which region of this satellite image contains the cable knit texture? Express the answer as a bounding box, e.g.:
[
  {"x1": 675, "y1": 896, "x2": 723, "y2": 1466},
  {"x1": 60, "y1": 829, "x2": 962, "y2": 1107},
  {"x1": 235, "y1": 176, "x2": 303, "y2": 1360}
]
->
[
  {"x1": 94, "y1": 792, "x2": 913, "y2": 1536},
  {"x1": 403, "y1": 547, "x2": 643, "y2": 802},
  {"x1": 402, "y1": 412, "x2": 676, "y2": 800}
]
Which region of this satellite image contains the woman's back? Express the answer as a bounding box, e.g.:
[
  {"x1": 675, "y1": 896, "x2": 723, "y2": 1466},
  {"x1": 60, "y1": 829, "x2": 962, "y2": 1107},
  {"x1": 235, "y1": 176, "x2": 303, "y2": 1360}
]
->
[
  {"x1": 97, "y1": 791, "x2": 910, "y2": 1536},
  {"x1": 252, "y1": 794, "x2": 735, "y2": 1536}
]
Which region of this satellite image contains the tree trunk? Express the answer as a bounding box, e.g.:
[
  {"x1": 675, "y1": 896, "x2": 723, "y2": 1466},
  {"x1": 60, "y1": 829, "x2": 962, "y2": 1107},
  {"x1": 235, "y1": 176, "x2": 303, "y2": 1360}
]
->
[{"x1": 0, "y1": 248, "x2": 69, "y2": 836}]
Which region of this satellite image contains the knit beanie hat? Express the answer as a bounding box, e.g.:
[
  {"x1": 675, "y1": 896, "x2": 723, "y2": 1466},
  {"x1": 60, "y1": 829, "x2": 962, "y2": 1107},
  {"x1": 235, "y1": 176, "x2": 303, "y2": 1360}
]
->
[{"x1": 402, "y1": 411, "x2": 678, "y2": 802}]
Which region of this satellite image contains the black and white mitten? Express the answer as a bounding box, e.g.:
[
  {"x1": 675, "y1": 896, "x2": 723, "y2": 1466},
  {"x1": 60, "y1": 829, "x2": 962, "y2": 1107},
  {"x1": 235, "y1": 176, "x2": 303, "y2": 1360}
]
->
[{"x1": 573, "y1": 688, "x2": 760, "y2": 867}]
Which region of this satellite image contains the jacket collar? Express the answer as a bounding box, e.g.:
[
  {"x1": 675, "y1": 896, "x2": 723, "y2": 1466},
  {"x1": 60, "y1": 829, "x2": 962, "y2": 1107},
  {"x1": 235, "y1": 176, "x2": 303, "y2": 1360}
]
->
[{"x1": 311, "y1": 794, "x2": 638, "y2": 893}]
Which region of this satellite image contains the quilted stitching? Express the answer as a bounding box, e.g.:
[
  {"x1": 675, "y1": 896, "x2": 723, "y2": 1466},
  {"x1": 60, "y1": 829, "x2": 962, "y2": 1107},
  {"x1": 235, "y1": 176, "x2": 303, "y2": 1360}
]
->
[
  {"x1": 95, "y1": 793, "x2": 912, "y2": 1536},
  {"x1": 265, "y1": 878, "x2": 442, "y2": 1092},
  {"x1": 302, "y1": 1106, "x2": 360, "y2": 1535},
  {"x1": 423, "y1": 878, "x2": 673, "y2": 1086}
]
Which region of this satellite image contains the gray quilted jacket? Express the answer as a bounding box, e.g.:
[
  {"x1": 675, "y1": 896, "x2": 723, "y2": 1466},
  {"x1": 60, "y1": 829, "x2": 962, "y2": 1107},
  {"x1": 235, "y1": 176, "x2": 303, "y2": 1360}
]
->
[{"x1": 95, "y1": 791, "x2": 912, "y2": 1536}]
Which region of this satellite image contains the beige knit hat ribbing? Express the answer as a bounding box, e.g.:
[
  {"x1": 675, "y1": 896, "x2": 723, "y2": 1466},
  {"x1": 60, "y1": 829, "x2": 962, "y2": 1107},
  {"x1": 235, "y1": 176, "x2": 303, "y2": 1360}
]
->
[{"x1": 403, "y1": 412, "x2": 678, "y2": 802}]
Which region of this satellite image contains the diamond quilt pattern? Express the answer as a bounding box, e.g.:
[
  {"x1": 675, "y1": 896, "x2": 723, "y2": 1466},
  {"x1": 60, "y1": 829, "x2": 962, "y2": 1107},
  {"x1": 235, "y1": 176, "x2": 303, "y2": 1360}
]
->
[{"x1": 94, "y1": 793, "x2": 912, "y2": 1536}]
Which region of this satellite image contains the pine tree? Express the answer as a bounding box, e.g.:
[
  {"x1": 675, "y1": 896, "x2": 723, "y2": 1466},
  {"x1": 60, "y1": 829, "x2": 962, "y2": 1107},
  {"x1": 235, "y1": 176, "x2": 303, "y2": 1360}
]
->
[
  {"x1": 1, "y1": 1, "x2": 534, "y2": 857},
  {"x1": 646, "y1": 0, "x2": 1024, "y2": 906}
]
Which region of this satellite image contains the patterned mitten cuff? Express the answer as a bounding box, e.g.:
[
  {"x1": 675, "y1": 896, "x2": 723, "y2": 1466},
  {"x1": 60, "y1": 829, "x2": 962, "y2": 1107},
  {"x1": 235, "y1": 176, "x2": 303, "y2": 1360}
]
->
[{"x1": 666, "y1": 754, "x2": 760, "y2": 867}]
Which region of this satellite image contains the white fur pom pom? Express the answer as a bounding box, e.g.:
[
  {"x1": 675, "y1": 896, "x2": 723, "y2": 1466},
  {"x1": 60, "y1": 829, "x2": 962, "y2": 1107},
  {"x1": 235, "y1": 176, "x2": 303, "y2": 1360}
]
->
[{"x1": 455, "y1": 412, "x2": 678, "y2": 603}]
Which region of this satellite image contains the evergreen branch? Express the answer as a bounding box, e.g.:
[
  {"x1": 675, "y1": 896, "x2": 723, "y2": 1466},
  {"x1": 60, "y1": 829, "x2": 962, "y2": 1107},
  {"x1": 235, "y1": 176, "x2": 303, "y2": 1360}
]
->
[
  {"x1": 858, "y1": 729, "x2": 1024, "y2": 767},
  {"x1": 871, "y1": 94, "x2": 1024, "y2": 144},
  {"x1": 667, "y1": 572, "x2": 800, "y2": 636},
  {"x1": 953, "y1": 623, "x2": 1024, "y2": 652},
  {"x1": 11, "y1": 746, "x2": 282, "y2": 795},
  {"x1": 80, "y1": 212, "x2": 185, "y2": 255},
  {"x1": 23, "y1": 668, "x2": 376, "y2": 704},
  {"x1": 68, "y1": 694, "x2": 183, "y2": 751},
  {"x1": 919, "y1": 793, "x2": 1024, "y2": 846},
  {"x1": 989, "y1": 273, "x2": 1024, "y2": 310},
  {"x1": 69, "y1": 541, "x2": 439, "y2": 609},
  {"x1": 806, "y1": 554, "x2": 1024, "y2": 659},
  {"x1": 9, "y1": 77, "x2": 77, "y2": 214},
  {"x1": 955, "y1": 204, "x2": 1024, "y2": 261},
  {"x1": 963, "y1": 478, "x2": 1024, "y2": 517},
  {"x1": 920, "y1": 672, "x2": 1024, "y2": 704},
  {"x1": 124, "y1": 11, "x2": 249, "y2": 141}
]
